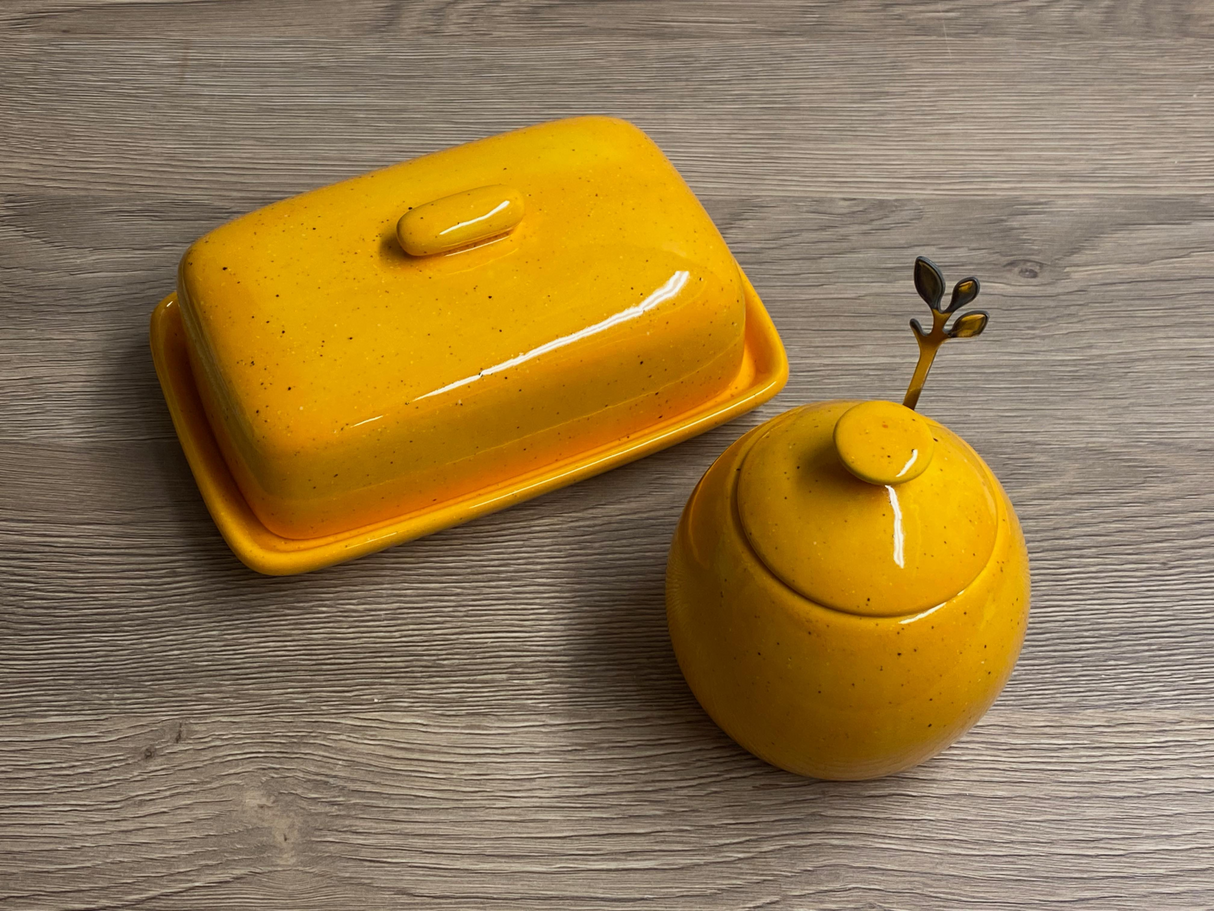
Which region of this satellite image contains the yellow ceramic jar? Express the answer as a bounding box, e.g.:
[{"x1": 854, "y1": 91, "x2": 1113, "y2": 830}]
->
[{"x1": 666, "y1": 398, "x2": 1030, "y2": 779}]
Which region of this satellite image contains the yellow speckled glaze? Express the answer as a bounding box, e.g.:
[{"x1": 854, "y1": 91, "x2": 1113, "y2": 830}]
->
[
  {"x1": 176, "y1": 117, "x2": 754, "y2": 542},
  {"x1": 666, "y1": 400, "x2": 1030, "y2": 780}
]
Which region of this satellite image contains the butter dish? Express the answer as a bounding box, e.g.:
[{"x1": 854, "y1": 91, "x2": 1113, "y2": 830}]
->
[{"x1": 150, "y1": 117, "x2": 787, "y2": 574}]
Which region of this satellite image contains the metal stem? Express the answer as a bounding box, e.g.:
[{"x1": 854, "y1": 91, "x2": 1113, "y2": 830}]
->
[{"x1": 903, "y1": 309, "x2": 949, "y2": 410}]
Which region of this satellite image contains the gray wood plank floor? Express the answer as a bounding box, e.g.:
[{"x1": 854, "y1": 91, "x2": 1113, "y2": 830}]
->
[{"x1": 3, "y1": 2, "x2": 1213, "y2": 908}]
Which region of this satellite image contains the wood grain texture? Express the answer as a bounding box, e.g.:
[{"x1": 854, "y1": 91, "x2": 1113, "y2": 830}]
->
[{"x1": 3, "y1": 1, "x2": 1214, "y2": 907}]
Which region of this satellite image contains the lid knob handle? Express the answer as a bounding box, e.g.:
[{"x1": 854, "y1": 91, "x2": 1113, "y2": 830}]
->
[
  {"x1": 397, "y1": 184, "x2": 524, "y2": 257},
  {"x1": 833, "y1": 400, "x2": 936, "y2": 486}
]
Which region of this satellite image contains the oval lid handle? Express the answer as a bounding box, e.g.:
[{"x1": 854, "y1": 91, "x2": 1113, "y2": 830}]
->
[
  {"x1": 833, "y1": 400, "x2": 936, "y2": 485},
  {"x1": 397, "y1": 184, "x2": 524, "y2": 256}
]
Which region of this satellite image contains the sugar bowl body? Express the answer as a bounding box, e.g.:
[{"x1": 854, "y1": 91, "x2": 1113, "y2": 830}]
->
[{"x1": 667, "y1": 399, "x2": 1030, "y2": 779}]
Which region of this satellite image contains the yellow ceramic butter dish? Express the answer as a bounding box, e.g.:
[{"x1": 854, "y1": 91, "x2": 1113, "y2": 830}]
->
[
  {"x1": 667, "y1": 257, "x2": 1030, "y2": 780},
  {"x1": 150, "y1": 117, "x2": 788, "y2": 574}
]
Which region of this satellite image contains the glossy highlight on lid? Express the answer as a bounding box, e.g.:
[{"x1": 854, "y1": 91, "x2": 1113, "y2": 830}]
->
[{"x1": 416, "y1": 270, "x2": 690, "y2": 402}]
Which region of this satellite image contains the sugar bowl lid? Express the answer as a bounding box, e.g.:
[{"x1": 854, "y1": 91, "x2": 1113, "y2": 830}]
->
[
  {"x1": 736, "y1": 256, "x2": 998, "y2": 617},
  {"x1": 736, "y1": 400, "x2": 998, "y2": 617}
]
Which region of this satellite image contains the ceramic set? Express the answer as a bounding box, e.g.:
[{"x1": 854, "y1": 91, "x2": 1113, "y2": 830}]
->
[{"x1": 151, "y1": 117, "x2": 1030, "y2": 780}]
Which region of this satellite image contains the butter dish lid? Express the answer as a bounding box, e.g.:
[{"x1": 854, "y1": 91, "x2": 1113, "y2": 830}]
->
[
  {"x1": 177, "y1": 116, "x2": 745, "y2": 456},
  {"x1": 735, "y1": 400, "x2": 998, "y2": 617}
]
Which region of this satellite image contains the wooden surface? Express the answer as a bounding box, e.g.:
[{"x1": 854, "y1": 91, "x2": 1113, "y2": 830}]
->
[{"x1": 3, "y1": 2, "x2": 1214, "y2": 907}]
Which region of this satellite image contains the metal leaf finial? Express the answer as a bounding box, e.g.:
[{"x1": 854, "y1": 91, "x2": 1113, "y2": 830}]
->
[{"x1": 903, "y1": 257, "x2": 989, "y2": 410}]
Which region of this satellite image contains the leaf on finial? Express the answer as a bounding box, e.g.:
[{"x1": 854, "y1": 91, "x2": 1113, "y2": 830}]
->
[
  {"x1": 914, "y1": 256, "x2": 945, "y2": 310},
  {"x1": 947, "y1": 277, "x2": 980, "y2": 313},
  {"x1": 948, "y1": 310, "x2": 989, "y2": 339}
]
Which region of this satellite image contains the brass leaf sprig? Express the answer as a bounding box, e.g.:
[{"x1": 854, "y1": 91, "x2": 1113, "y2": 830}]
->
[{"x1": 903, "y1": 256, "x2": 989, "y2": 410}]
